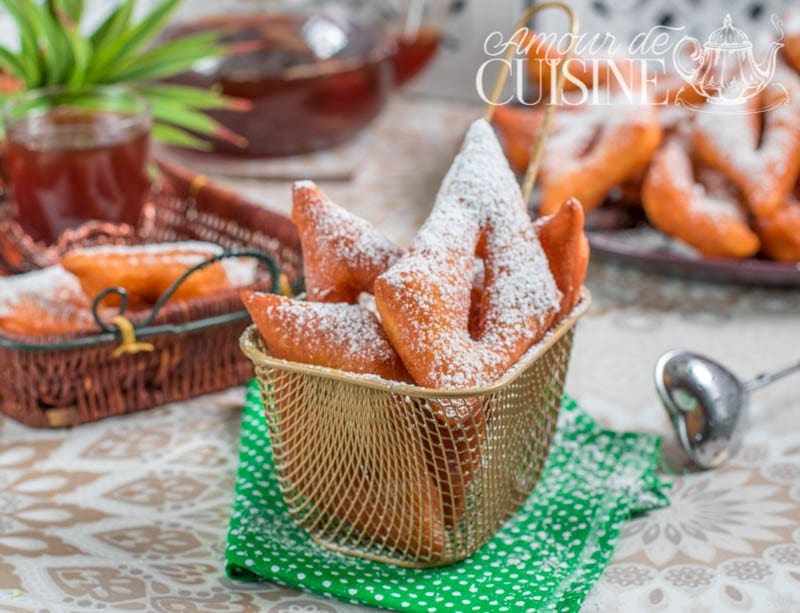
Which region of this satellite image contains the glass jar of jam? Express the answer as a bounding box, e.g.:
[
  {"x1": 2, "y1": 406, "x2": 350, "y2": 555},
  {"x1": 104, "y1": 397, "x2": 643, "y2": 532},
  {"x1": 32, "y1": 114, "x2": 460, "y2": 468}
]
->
[
  {"x1": 164, "y1": 0, "x2": 446, "y2": 158},
  {"x1": 3, "y1": 86, "x2": 152, "y2": 245}
]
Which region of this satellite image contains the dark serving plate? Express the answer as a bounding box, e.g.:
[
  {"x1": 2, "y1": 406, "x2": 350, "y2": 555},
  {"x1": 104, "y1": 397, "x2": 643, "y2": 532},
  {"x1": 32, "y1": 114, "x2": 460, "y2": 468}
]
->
[{"x1": 584, "y1": 205, "x2": 800, "y2": 288}]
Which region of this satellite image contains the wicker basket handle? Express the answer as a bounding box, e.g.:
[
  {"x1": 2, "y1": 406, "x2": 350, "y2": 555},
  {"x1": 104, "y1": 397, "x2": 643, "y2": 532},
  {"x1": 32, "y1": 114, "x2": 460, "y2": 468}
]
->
[
  {"x1": 91, "y1": 249, "x2": 281, "y2": 333},
  {"x1": 0, "y1": 249, "x2": 285, "y2": 353},
  {"x1": 483, "y1": 1, "x2": 579, "y2": 204}
]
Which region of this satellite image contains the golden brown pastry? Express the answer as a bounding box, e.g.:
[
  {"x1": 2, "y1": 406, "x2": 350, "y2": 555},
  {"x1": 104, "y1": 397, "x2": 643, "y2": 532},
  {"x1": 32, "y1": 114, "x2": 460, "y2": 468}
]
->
[
  {"x1": 374, "y1": 119, "x2": 560, "y2": 390},
  {"x1": 692, "y1": 69, "x2": 800, "y2": 219},
  {"x1": 374, "y1": 120, "x2": 561, "y2": 525},
  {"x1": 754, "y1": 195, "x2": 800, "y2": 262},
  {"x1": 241, "y1": 291, "x2": 412, "y2": 382},
  {"x1": 642, "y1": 139, "x2": 760, "y2": 259},
  {"x1": 538, "y1": 96, "x2": 663, "y2": 215},
  {"x1": 62, "y1": 242, "x2": 256, "y2": 309},
  {"x1": 491, "y1": 105, "x2": 546, "y2": 175},
  {"x1": 534, "y1": 198, "x2": 590, "y2": 320},
  {"x1": 292, "y1": 181, "x2": 402, "y2": 303},
  {"x1": 0, "y1": 266, "x2": 94, "y2": 337}
]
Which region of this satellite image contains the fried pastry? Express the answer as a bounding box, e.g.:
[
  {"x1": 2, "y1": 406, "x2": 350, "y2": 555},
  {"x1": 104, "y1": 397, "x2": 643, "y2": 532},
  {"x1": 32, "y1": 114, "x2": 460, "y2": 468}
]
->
[
  {"x1": 692, "y1": 68, "x2": 800, "y2": 219},
  {"x1": 538, "y1": 95, "x2": 663, "y2": 215},
  {"x1": 642, "y1": 139, "x2": 760, "y2": 259},
  {"x1": 0, "y1": 266, "x2": 94, "y2": 337},
  {"x1": 534, "y1": 198, "x2": 589, "y2": 320},
  {"x1": 62, "y1": 242, "x2": 257, "y2": 309},
  {"x1": 491, "y1": 105, "x2": 547, "y2": 174},
  {"x1": 754, "y1": 195, "x2": 800, "y2": 262},
  {"x1": 241, "y1": 291, "x2": 412, "y2": 382},
  {"x1": 375, "y1": 119, "x2": 560, "y2": 389},
  {"x1": 374, "y1": 120, "x2": 561, "y2": 524},
  {"x1": 291, "y1": 181, "x2": 402, "y2": 303}
]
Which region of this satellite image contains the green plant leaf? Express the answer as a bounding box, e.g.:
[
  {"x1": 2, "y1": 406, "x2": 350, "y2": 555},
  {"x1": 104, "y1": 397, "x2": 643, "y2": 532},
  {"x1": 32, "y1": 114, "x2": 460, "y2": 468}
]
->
[
  {"x1": 88, "y1": 0, "x2": 182, "y2": 81},
  {"x1": 65, "y1": 23, "x2": 91, "y2": 88},
  {"x1": 146, "y1": 96, "x2": 245, "y2": 147},
  {"x1": 0, "y1": 0, "x2": 43, "y2": 86},
  {"x1": 0, "y1": 48, "x2": 29, "y2": 83},
  {"x1": 37, "y1": 1, "x2": 74, "y2": 85},
  {"x1": 101, "y1": 31, "x2": 220, "y2": 82},
  {"x1": 48, "y1": 0, "x2": 83, "y2": 23},
  {"x1": 89, "y1": 0, "x2": 134, "y2": 56},
  {"x1": 152, "y1": 122, "x2": 211, "y2": 149},
  {"x1": 137, "y1": 84, "x2": 249, "y2": 111}
]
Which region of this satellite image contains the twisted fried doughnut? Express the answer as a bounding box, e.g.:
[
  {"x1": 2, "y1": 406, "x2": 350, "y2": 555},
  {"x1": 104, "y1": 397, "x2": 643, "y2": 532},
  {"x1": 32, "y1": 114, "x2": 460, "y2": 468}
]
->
[
  {"x1": 539, "y1": 97, "x2": 663, "y2": 215},
  {"x1": 692, "y1": 68, "x2": 800, "y2": 218},
  {"x1": 62, "y1": 242, "x2": 256, "y2": 309},
  {"x1": 642, "y1": 139, "x2": 760, "y2": 259},
  {"x1": 292, "y1": 181, "x2": 402, "y2": 303}
]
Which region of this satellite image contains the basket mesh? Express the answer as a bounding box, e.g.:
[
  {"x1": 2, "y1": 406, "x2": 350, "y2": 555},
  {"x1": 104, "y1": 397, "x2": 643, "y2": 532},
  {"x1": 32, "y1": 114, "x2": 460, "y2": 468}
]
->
[{"x1": 244, "y1": 324, "x2": 576, "y2": 568}]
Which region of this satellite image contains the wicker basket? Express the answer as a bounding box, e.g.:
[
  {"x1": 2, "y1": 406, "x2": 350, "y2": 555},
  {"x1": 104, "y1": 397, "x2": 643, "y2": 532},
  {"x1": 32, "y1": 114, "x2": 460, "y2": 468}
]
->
[
  {"x1": 240, "y1": 293, "x2": 590, "y2": 567},
  {"x1": 0, "y1": 162, "x2": 303, "y2": 428}
]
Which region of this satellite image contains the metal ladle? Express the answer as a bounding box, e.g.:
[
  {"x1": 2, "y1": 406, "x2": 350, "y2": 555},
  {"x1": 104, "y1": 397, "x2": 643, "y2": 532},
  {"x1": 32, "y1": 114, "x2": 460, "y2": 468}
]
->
[{"x1": 655, "y1": 350, "x2": 800, "y2": 469}]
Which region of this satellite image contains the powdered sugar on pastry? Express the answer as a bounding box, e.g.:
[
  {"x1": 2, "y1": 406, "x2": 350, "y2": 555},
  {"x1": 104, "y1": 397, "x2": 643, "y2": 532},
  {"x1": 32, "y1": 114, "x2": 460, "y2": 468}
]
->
[
  {"x1": 375, "y1": 119, "x2": 560, "y2": 390},
  {"x1": 539, "y1": 90, "x2": 663, "y2": 214},
  {"x1": 642, "y1": 138, "x2": 760, "y2": 258},
  {"x1": 692, "y1": 66, "x2": 800, "y2": 218},
  {"x1": 0, "y1": 266, "x2": 85, "y2": 317},
  {"x1": 0, "y1": 266, "x2": 95, "y2": 337},
  {"x1": 67, "y1": 242, "x2": 257, "y2": 287},
  {"x1": 241, "y1": 291, "x2": 411, "y2": 382},
  {"x1": 292, "y1": 182, "x2": 402, "y2": 303}
]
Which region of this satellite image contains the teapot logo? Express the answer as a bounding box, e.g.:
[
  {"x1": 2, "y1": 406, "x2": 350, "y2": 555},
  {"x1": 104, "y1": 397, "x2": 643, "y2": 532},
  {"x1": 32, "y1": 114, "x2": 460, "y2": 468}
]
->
[{"x1": 672, "y1": 14, "x2": 785, "y2": 109}]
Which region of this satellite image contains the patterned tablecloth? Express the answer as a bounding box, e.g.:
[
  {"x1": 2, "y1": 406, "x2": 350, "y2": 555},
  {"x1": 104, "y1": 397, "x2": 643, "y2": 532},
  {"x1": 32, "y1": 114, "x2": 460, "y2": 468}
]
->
[{"x1": 1, "y1": 96, "x2": 800, "y2": 613}]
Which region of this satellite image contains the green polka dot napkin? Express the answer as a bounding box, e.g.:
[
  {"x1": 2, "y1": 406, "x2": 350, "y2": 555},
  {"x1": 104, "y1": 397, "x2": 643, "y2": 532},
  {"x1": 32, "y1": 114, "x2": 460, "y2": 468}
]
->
[{"x1": 226, "y1": 382, "x2": 669, "y2": 612}]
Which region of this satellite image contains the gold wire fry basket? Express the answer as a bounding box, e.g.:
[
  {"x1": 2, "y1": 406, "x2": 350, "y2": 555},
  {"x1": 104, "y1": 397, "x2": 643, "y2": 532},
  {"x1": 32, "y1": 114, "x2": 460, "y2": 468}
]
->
[{"x1": 241, "y1": 1, "x2": 584, "y2": 568}]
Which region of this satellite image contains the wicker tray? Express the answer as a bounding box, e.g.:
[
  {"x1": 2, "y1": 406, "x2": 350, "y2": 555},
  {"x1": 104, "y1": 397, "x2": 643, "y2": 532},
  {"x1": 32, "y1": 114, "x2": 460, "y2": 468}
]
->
[
  {"x1": 0, "y1": 162, "x2": 303, "y2": 428},
  {"x1": 241, "y1": 294, "x2": 590, "y2": 567}
]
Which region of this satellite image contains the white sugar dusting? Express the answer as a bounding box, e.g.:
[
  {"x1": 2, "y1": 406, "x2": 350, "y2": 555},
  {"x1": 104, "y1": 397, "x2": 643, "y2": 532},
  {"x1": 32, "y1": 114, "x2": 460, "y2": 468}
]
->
[
  {"x1": 221, "y1": 258, "x2": 258, "y2": 287},
  {"x1": 542, "y1": 90, "x2": 660, "y2": 175},
  {"x1": 68, "y1": 241, "x2": 256, "y2": 287},
  {"x1": 649, "y1": 140, "x2": 745, "y2": 222},
  {"x1": 0, "y1": 266, "x2": 84, "y2": 316},
  {"x1": 693, "y1": 65, "x2": 800, "y2": 205},
  {"x1": 377, "y1": 119, "x2": 560, "y2": 390},
  {"x1": 266, "y1": 299, "x2": 400, "y2": 368},
  {"x1": 294, "y1": 182, "x2": 402, "y2": 287},
  {"x1": 70, "y1": 240, "x2": 222, "y2": 257}
]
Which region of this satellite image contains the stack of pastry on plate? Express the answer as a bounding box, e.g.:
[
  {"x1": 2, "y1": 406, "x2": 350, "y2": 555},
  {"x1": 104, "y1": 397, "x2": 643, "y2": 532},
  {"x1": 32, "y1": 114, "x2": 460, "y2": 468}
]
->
[{"x1": 491, "y1": 12, "x2": 800, "y2": 262}]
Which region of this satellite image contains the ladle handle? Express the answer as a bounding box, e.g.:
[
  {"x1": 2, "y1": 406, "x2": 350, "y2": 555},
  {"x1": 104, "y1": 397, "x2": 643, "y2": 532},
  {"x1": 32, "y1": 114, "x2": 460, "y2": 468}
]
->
[{"x1": 745, "y1": 359, "x2": 800, "y2": 392}]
